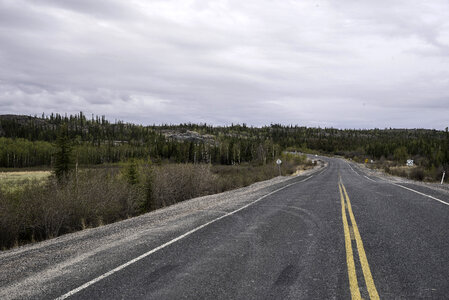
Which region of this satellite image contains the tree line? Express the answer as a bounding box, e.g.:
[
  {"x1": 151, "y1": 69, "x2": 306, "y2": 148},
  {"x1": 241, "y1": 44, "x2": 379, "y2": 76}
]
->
[
  {"x1": 0, "y1": 113, "x2": 448, "y2": 171},
  {"x1": 0, "y1": 114, "x2": 282, "y2": 167}
]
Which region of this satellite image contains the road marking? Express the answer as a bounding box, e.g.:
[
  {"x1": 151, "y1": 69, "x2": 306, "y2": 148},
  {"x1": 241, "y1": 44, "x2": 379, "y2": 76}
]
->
[
  {"x1": 55, "y1": 176, "x2": 313, "y2": 300},
  {"x1": 364, "y1": 175, "x2": 377, "y2": 183},
  {"x1": 300, "y1": 175, "x2": 313, "y2": 182},
  {"x1": 392, "y1": 183, "x2": 449, "y2": 206},
  {"x1": 316, "y1": 169, "x2": 325, "y2": 176},
  {"x1": 339, "y1": 183, "x2": 361, "y2": 300},
  {"x1": 341, "y1": 183, "x2": 380, "y2": 300},
  {"x1": 315, "y1": 165, "x2": 328, "y2": 176},
  {"x1": 347, "y1": 162, "x2": 360, "y2": 176}
]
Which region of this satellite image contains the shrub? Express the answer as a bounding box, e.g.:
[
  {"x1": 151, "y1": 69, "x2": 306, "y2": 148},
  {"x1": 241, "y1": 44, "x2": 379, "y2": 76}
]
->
[
  {"x1": 0, "y1": 169, "x2": 140, "y2": 249},
  {"x1": 151, "y1": 164, "x2": 217, "y2": 208},
  {"x1": 1, "y1": 157, "x2": 308, "y2": 249},
  {"x1": 409, "y1": 168, "x2": 425, "y2": 181}
]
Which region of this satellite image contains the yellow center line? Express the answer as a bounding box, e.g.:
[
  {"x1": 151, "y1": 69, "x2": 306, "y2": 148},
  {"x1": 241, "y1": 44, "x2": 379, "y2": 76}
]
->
[
  {"x1": 339, "y1": 182, "x2": 362, "y2": 300},
  {"x1": 341, "y1": 183, "x2": 380, "y2": 300}
]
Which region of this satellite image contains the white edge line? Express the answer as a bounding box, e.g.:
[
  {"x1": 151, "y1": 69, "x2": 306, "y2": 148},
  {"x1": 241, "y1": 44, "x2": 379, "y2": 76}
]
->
[
  {"x1": 55, "y1": 175, "x2": 312, "y2": 300},
  {"x1": 346, "y1": 162, "x2": 359, "y2": 176},
  {"x1": 364, "y1": 175, "x2": 377, "y2": 183},
  {"x1": 316, "y1": 166, "x2": 328, "y2": 176},
  {"x1": 300, "y1": 175, "x2": 313, "y2": 182},
  {"x1": 392, "y1": 183, "x2": 449, "y2": 206}
]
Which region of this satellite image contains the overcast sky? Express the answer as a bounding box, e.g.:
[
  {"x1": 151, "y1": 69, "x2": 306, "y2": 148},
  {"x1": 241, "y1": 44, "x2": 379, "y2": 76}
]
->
[{"x1": 1, "y1": 0, "x2": 448, "y2": 129}]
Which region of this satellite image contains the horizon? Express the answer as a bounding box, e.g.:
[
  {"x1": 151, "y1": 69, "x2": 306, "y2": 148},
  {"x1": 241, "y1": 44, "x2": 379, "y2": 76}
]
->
[{"x1": 2, "y1": 112, "x2": 447, "y2": 132}]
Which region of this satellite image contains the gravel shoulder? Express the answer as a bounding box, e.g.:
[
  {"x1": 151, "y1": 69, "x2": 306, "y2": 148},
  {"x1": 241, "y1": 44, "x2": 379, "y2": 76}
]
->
[
  {"x1": 350, "y1": 160, "x2": 449, "y2": 196},
  {"x1": 0, "y1": 163, "x2": 324, "y2": 300}
]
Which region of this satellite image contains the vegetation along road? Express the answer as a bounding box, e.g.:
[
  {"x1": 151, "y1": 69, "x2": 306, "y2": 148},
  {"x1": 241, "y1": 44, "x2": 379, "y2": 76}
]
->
[{"x1": 1, "y1": 156, "x2": 448, "y2": 299}]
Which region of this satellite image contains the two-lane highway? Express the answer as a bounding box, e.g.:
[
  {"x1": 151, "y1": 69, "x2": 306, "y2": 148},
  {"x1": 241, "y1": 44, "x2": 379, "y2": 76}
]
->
[{"x1": 1, "y1": 157, "x2": 449, "y2": 299}]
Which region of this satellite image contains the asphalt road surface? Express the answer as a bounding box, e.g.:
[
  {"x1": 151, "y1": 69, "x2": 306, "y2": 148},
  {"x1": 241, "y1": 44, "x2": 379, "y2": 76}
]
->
[{"x1": 1, "y1": 157, "x2": 449, "y2": 299}]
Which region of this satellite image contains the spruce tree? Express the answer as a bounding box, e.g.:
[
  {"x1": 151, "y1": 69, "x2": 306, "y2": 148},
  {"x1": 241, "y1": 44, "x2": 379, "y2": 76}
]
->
[
  {"x1": 126, "y1": 159, "x2": 139, "y2": 185},
  {"x1": 143, "y1": 162, "x2": 155, "y2": 212},
  {"x1": 54, "y1": 124, "x2": 72, "y2": 182}
]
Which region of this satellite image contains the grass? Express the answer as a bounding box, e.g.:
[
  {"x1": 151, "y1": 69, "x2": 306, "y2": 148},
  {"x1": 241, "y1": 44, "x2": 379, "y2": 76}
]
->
[{"x1": 0, "y1": 171, "x2": 51, "y2": 193}]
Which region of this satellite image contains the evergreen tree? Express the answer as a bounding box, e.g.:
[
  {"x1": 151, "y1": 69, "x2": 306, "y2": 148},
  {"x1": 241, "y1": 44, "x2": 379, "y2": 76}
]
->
[
  {"x1": 126, "y1": 159, "x2": 139, "y2": 185},
  {"x1": 142, "y1": 161, "x2": 155, "y2": 212},
  {"x1": 54, "y1": 124, "x2": 73, "y2": 182}
]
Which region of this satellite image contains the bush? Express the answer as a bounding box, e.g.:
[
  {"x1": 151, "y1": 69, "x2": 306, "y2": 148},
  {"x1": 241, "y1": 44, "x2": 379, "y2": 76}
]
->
[
  {"x1": 0, "y1": 169, "x2": 141, "y2": 249},
  {"x1": 151, "y1": 164, "x2": 217, "y2": 208},
  {"x1": 409, "y1": 168, "x2": 425, "y2": 181},
  {"x1": 1, "y1": 157, "x2": 308, "y2": 250}
]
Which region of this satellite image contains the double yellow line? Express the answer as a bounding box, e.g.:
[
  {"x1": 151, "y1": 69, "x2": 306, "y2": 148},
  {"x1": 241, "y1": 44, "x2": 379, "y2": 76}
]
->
[{"x1": 339, "y1": 179, "x2": 379, "y2": 300}]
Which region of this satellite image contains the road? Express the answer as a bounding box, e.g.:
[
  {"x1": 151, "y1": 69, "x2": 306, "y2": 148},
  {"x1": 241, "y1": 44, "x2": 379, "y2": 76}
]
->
[{"x1": 1, "y1": 157, "x2": 449, "y2": 299}]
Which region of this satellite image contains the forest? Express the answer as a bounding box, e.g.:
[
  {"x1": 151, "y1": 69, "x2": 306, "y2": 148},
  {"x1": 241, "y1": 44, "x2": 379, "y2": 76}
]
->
[{"x1": 0, "y1": 113, "x2": 448, "y2": 172}]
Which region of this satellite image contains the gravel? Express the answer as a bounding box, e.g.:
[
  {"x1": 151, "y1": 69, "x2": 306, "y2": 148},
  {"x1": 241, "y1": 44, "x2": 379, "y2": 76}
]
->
[{"x1": 353, "y1": 161, "x2": 449, "y2": 195}]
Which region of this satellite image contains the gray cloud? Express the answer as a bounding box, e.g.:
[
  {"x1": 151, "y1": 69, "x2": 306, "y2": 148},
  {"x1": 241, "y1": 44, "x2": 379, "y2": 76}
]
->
[{"x1": 0, "y1": 0, "x2": 448, "y2": 129}]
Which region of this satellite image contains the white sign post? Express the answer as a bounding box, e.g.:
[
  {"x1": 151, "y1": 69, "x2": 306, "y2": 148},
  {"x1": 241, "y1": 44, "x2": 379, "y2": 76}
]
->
[
  {"x1": 276, "y1": 159, "x2": 282, "y2": 176},
  {"x1": 441, "y1": 171, "x2": 446, "y2": 185}
]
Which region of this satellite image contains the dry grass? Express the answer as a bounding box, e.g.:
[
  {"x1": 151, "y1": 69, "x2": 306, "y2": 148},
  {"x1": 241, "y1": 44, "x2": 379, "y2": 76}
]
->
[
  {"x1": 387, "y1": 166, "x2": 426, "y2": 181},
  {"x1": 0, "y1": 171, "x2": 51, "y2": 192},
  {"x1": 367, "y1": 161, "x2": 443, "y2": 182},
  {"x1": 0, "y1": 171, "x2": 51, "y2": 182}
]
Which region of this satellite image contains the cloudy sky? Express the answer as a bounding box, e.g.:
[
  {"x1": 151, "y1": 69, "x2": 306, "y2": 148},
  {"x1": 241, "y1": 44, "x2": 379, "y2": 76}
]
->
[{"x1": 1, "y1": 0, "x2": 448, "y2": 129}]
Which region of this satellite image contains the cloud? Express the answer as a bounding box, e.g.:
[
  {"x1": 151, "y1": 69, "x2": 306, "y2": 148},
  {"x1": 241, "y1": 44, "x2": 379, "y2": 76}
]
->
[{"x1": 0, "y1": 0, "x2": 448, "y2": 129}]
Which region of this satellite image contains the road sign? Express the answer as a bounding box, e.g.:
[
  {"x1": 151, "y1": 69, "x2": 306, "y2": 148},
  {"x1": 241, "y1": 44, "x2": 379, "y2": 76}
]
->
[{"x1": 276, "y1": 159, "x2": 282, "y2": 165}]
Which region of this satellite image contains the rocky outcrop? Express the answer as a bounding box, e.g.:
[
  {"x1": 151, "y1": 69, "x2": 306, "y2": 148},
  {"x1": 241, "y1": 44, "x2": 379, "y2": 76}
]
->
[{"x1": 162, "y1": 130, "x2": 215, "y2": 143}]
